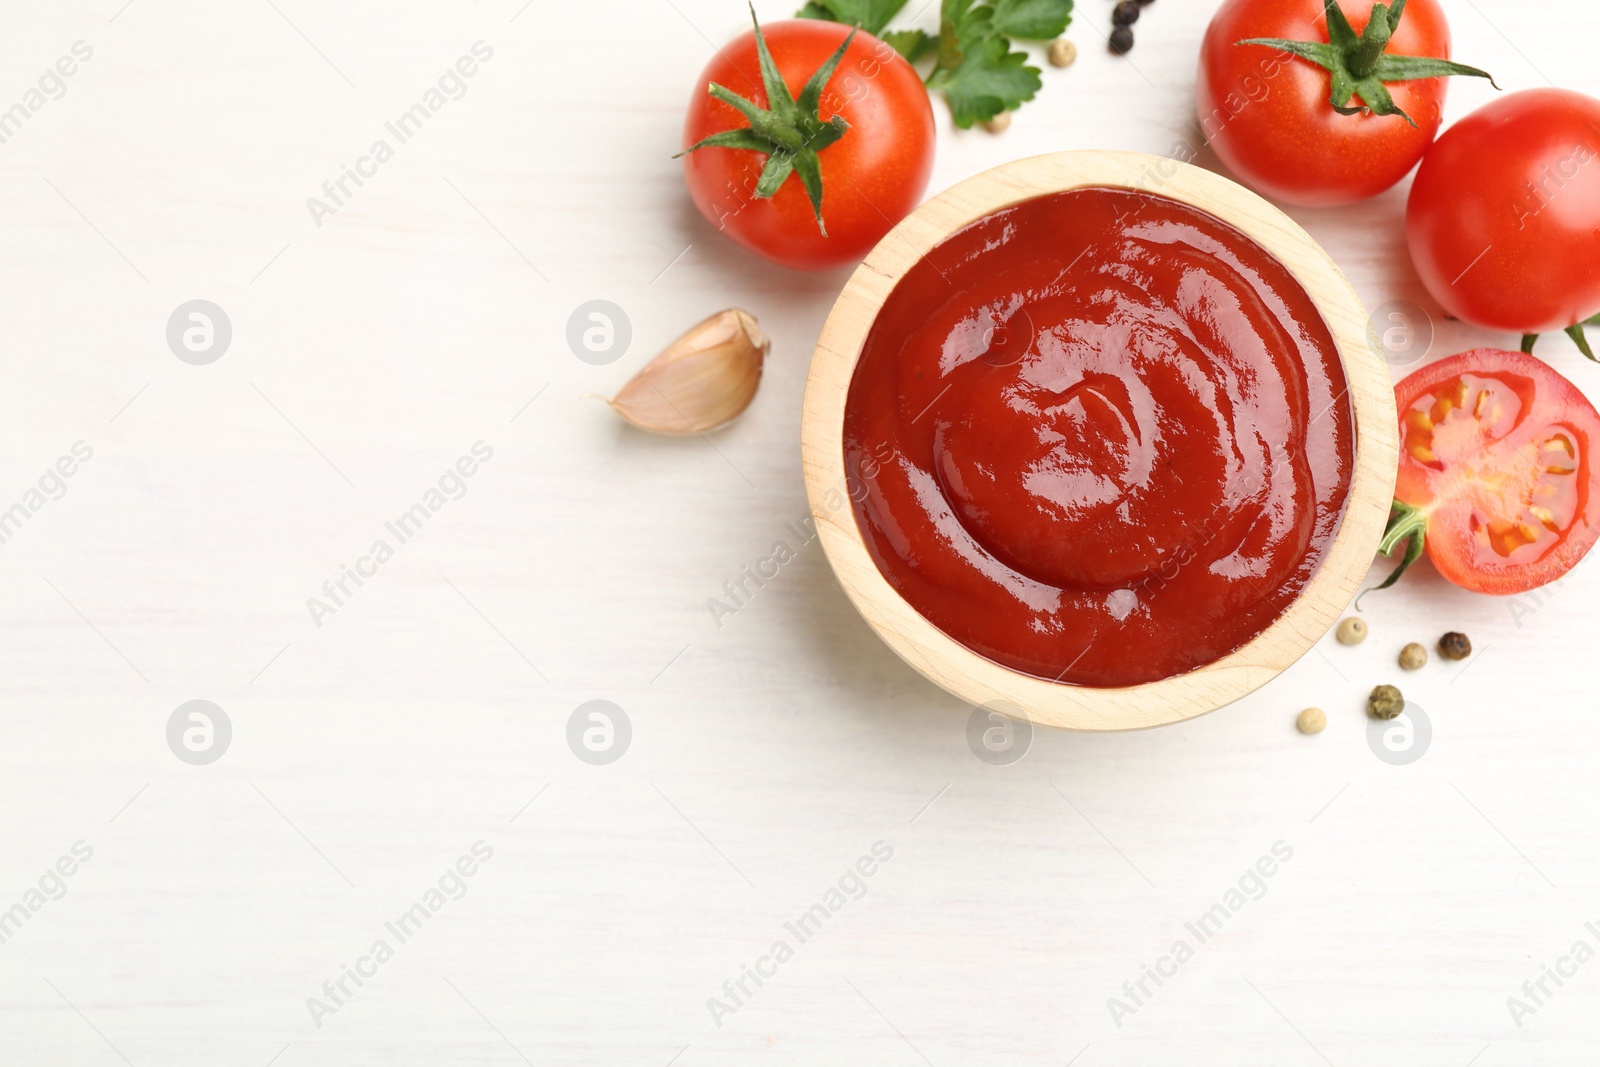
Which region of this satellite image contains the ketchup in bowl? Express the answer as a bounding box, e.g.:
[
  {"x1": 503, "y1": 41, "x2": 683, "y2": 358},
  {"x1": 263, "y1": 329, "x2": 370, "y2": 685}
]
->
[{"x1": 843, "y1": 186, "x2": 1355, "y2": 687}]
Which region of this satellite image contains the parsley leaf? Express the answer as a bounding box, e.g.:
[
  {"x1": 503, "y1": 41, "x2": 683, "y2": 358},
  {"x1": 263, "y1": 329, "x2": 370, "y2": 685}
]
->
[
  {"x1": 800, "y1": 0, "x2": 1072, "y2": 128},
  {"x1": 941, "y1": 0, "x2": 992, "y2": 50},
  {"x1": 881, "y1": 28, "x2": 938, "y2": 62},
  {"x1": 988, "y1": 0, "x2": 1073, "y2": 40},
  {"x1": 797, "y1": 0, "x2": 910, "y2": 35},
  {"x1": 928, "y1": 34, "x2": 1041, "y2": 127}
]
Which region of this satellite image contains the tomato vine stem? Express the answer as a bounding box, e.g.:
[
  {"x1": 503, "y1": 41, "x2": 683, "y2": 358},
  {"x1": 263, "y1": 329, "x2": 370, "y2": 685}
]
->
[{"x1": 1357, "y1": 498, "x2": 1427, "y2": 606}]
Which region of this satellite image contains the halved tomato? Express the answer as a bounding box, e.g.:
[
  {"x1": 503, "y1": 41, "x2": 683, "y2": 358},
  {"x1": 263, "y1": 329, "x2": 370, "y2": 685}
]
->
[{"x1": 1379, "y1": 348, "x2": 1600, "y2": 594}]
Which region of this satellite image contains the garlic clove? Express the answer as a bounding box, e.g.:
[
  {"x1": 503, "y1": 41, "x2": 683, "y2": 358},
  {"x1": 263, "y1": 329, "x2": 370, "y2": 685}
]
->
[{"x1": 609, "y1": 308, "x2": 768, "y2": 435}]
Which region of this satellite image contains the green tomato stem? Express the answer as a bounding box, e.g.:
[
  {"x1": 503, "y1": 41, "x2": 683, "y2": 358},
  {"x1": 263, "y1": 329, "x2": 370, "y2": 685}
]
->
[
  {"x1": 676, "y1": 5, "x2": 855, "y2": 235},
  {"x1": 1237, "y1": 0, "x2": 1496, "y2": 124},
  {"x1": 1356, "y1": 498, "x2": 1427, "y2": 608}
]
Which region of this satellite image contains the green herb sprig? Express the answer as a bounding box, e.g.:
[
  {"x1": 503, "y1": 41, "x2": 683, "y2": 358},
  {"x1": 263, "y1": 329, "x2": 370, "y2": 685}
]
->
[{"x1": 800, "y1": 0, "x2": 1075, "y2": 128}]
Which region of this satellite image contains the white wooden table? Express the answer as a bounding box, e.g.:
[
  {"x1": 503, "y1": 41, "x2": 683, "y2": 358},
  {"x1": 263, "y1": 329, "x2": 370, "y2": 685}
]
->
[{"x1": 2, "y1": 0, "x2": 1597, "y2": 1063}]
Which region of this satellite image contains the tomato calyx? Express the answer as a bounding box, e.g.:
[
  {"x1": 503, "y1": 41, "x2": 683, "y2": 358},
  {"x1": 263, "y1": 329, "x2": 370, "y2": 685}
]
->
[
  {"x1": 1360, "y1": 498, "x2": 1429, "y2": 603},
  {"x1": 676, "y1": 7, "x2": 856, "y2": 235},
  {"x1": 1238, "y1": 0, "x2": 1496, "y2": 128}
]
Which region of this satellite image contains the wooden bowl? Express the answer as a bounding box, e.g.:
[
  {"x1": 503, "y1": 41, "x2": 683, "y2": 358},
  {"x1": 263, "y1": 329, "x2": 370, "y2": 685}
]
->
[{"x1": 800, "y1": 150, "x2": 1399, "y2": 731}]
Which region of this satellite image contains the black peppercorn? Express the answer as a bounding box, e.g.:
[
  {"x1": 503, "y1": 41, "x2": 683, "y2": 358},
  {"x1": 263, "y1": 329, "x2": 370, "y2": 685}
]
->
[
  {"x1": 1136, "y1": 0, "x2": 1155, "y2": 5},
  {"x1": 1109, "y1": 26, "x2": 1135, "y2": 53},
  {"x1": 1112, "y1": 1, "x2": 1141, "y2": 26},
  {"x1": 1438, "y1": 631, "x2": 1472, "y2": 661}
]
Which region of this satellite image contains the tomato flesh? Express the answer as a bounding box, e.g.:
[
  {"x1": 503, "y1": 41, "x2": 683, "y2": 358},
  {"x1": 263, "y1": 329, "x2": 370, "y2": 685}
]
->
[{"x1": 1395, "y1": 349, "x2": 1600, "y2": 593}]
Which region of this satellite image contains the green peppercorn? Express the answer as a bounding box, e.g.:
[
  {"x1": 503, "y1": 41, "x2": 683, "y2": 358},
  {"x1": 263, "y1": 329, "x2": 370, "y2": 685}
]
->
[
  {"x1": 1438, "y1": 631, "x2": 1472, "y2": 661},
  {"x1": 1109, "y1": 26, "x2": 1135, "y2": 53},
  {"x1": 1112, "y1": 1, "x2": 1141, "y2": 25},
  {"x1": 1368, "y1": 684, "x2": 1405, "y2": 720}
]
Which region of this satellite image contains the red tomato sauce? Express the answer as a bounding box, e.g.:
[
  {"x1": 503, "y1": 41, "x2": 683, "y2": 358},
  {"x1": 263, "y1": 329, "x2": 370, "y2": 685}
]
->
[{"x1": 843, "y1": 187, "x2": 1355, "y2": 687}]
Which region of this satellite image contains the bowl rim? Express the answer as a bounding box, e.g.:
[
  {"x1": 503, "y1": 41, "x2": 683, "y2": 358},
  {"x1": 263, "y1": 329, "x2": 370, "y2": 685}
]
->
[{"x1": 799, "y1": 149, "x2": 1399, "y2": 732}]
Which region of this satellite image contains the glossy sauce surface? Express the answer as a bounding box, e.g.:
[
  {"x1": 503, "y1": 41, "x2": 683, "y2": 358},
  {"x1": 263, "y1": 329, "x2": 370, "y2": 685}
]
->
[{"x1": 843, "y1": 187, "x2": 1355, "y2": 686}]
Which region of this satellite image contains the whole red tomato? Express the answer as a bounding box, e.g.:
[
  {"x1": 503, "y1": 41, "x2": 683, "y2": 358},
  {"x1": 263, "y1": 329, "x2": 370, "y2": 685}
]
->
[
  {"x1": 680, "y1": 18, "x2": 934, "y2": 271},
  {"x1": 1379, "y1": 348, "x2": 1600, "y2": 594},
  {"x1": 1198, "y1": 0, "x2": 1480, "y2": 206},
  {"x1": 1407, "y1": 89, "x2": 1600, "y2": 339}
]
